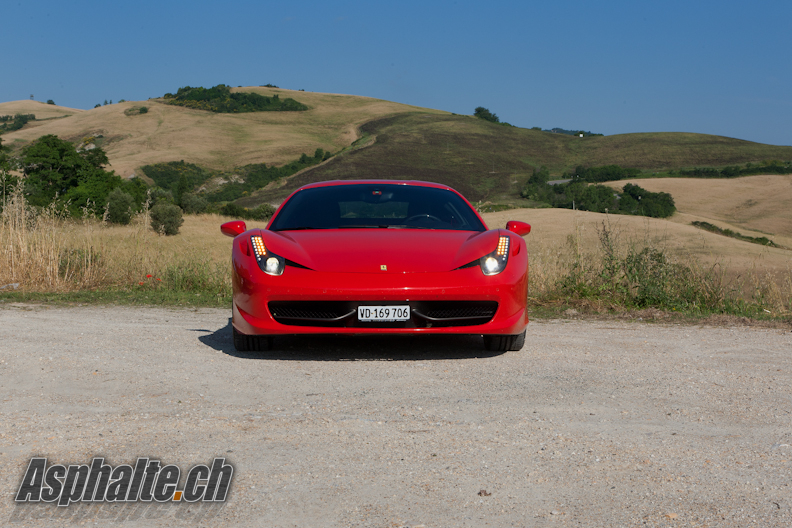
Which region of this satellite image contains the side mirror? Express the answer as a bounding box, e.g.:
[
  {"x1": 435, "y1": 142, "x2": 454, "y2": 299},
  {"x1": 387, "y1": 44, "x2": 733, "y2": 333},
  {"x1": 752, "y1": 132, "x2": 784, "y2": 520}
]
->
[
  {"x1": 221, "y1": 221, "x2": 247, "y2": 238},
  {"x1": 506, "y1": 220, "x2": 531, "y2": 236}
]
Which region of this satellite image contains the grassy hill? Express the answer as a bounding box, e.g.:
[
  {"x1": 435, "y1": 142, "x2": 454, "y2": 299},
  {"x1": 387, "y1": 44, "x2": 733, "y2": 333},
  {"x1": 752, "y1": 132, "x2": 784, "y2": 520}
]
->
[
  {"x1": 248, "y1": 112, "x2": 792, "y2": 204},
  {"x1": 4, "y1": 87, "x2": 792, "y2": 193},
  {"x1": 0, "y1": 99, "x2": 82, "y2": 120},
  {"x1": 602, "y1": 175, "x2": 792, "y2": 243},
  {"x1": 0, "y1": 88, "x2": 445, "y2": 179}
]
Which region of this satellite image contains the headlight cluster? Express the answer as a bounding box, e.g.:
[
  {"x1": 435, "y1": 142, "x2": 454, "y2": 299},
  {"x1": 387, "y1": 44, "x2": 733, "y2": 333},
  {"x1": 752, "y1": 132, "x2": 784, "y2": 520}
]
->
[
  {"x1": 250, "y1": 236, "x2": 285, "y2": 276},
  {"x1": 480, "y1": 235, "x2": 510, "y2": 276}
]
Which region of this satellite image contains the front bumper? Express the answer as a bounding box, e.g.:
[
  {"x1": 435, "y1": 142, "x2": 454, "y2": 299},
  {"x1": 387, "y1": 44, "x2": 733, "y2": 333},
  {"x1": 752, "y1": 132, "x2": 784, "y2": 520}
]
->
[{"x1": 231, "y1": 259, "x2": 528, "y2": 336}]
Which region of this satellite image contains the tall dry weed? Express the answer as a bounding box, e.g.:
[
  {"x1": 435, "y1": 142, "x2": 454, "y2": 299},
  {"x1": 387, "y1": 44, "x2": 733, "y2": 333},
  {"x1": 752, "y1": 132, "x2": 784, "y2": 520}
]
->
[
  {"x1": 527, "y1": 214, "x2": 792, "y2": 315},
  {"x1": 0, "y1": 184, "x2": 102, "y2": 290},
  {"x1": 1, "y1": 184, "x2": 231, "y2": 294}
]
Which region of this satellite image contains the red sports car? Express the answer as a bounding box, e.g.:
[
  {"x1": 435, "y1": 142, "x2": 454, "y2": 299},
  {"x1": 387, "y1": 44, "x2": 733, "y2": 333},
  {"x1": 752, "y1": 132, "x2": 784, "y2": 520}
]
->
[{"x1": 221, "y1": 180, "x2": 531, "y2": 352}]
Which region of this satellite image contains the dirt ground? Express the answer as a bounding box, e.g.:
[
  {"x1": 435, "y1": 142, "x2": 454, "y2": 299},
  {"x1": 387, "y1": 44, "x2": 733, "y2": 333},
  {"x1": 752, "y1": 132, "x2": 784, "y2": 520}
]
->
[{"x1": 1, "y1": 305, "x2": 791, "y2": 527}]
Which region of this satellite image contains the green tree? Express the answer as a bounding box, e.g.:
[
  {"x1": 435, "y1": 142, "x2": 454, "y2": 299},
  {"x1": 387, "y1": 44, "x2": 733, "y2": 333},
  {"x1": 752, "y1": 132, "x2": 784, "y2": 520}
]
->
[
  {"x1": 181, "y1": 193, "x2": 208, "y2": 214},
  {"x1": 150, "y1": 202, "x2": 184, "y2": 235},
  {"x1": 0, "y1": 136, "x2": 18, "y2": 200},
  {"x1": 176, "y1": 173, "x2": 190, "y2": 207},
  {"x1": 63, "y1": 169, "x2": 123, "y2": 213},
  {"x1": 46, "y1": 99, "x2": 55, "y2": 105},
  {"x1": 119, "y1": 177, "x2": 148, "y2": 208},
  {"x1": 474, "y1": 107, "x2": 499, "y2": 123},
  {"x1": 105, "y1": 187, "x2": 135, "y2": 224},
  {"x1": 20, "y1": 135, "x2": 120, "y2": 211}
]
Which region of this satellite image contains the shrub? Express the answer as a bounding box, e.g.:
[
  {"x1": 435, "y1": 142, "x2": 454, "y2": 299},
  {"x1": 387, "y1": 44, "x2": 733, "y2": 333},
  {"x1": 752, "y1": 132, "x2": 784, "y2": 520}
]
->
[
  {"x1": 181, "y1": 193, "x2": 208, "y2": 214},
  {"x1": 474, "y1": 107, "x2": 499, "y2": 123},
  {"x1": 149, "y1": 188, "x2": 174, "y2": 205},
  {"x1": 219, "y1": 202, "x2": 276, "y2": 221},
  {"x1": 250, "y1": 203, "x2": 276, "y2": 220},
  {"x1": 46, "y1": 100, "x2": 55, "y2": 105},
  {"x1": 140, "y1": 161, "x2": 210, "y2": 193},
  {"x1": 163, "y1": 84, "x2": 308, "y2": 113},
  {"x1": 105, "y1": 188, "x2": 134, "y2": 224},
  {"x1": 0, "y1": 113, "x2": 35, "y2": 133},
  {"x1": 150, "y1": 203, "x2": 184, "y2": 235},
  {"x1": 219, "y1": 203, "x2": 246, "y2": 218},
  {"x1": 124, "y1": 106, "x2": 149, "y2": 116}
]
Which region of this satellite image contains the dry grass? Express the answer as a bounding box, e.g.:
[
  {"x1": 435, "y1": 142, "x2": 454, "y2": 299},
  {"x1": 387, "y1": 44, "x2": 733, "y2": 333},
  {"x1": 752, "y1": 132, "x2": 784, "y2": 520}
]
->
[
  {"x1": 602, "y1": 176, "x2": 792, "y2": 244},
  {"x1": 482, "y1": 208, "x2": 792, "y2": 315},
  {"x1": 0, "y1": 89, "x2": 444, "y2": 179},
  {"x1": 2, "y1": 184, "x2": 790, "y2": 315},
  {"x1": 0, "y1": 184, "x2": 267, "y2": 293},
  {"x1": 0, "y1": 100, "x2": 82, "y2": 120},
  {"x1": 482, "y1": 207, "x2": 792, "y2": 273}
]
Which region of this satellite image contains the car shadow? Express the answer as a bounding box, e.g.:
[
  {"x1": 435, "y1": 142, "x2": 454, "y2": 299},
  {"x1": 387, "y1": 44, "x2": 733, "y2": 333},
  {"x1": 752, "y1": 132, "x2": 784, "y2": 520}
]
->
[{"x1": 194, "y1": 319, "x2": 507, "y2": 361}]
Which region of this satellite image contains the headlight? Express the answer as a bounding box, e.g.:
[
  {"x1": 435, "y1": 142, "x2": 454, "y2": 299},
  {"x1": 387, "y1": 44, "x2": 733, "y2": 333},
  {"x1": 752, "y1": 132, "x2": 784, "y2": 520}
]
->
[
  {"x1": 479, "y1": 235, "x2": 510, "y2": 275},
  {"x1": 250, "y1": 236, "x2": 285, "y2": 276}
]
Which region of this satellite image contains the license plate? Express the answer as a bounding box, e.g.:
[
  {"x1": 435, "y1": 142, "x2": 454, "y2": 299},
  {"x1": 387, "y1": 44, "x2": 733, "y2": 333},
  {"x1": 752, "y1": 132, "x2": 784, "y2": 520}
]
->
[{"x1": 358, "y1": 305, "x2": 410, "y2": 322}]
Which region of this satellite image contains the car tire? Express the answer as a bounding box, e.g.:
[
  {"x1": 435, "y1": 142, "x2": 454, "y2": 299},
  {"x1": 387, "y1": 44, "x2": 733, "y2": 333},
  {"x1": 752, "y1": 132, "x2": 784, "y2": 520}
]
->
[
  {"x1": 233, "y1": 326, "x2": 271, "y2": 352},
  {"x1": 483, "y1": 330, "x2": 526, "y2": 352}
]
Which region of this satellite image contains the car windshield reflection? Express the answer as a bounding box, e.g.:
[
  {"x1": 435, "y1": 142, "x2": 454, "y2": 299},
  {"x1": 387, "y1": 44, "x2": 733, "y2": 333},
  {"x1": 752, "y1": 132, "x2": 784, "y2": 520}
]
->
[{"x1": 269, "y1": 184, "x2": 486, "y2": 232}]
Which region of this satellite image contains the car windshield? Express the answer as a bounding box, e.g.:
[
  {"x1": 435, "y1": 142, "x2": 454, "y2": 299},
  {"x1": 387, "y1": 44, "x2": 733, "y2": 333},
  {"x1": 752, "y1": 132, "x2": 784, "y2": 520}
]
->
[{"x1": 269, "y1": 184, "x2": 486, "y2": 232}]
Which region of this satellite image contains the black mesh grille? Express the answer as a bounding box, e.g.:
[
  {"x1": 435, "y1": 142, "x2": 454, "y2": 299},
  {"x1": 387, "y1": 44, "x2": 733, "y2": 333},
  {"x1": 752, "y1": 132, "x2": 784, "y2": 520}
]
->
[
  {"x1": 268, "y1": 301, "x2": 498, "y2": 328},
  {"x1": 423, "y1": 305, "x2": 497, "y2": 319},
  {"x1": 269, "y1": 302, "x2": 353, "y2": 321},
  {"x1": 273, "y1": 307, "x2": 341, "y2": 319}
]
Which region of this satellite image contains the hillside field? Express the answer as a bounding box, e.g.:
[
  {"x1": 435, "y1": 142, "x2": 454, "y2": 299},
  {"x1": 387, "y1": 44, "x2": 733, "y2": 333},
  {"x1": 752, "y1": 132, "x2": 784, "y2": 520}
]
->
[
  {"x1": 0, "y1": 88, "x2": 443, "y2": 178},
  {"x1": 602, "y1": 176, "x2": 792, "y2": 247},
  {"x1": 3, "y1": 87, "x2": 792, "y2": 202},
  {"x1": 250, "y1": 113, "x2": 792, "y2": 204}
]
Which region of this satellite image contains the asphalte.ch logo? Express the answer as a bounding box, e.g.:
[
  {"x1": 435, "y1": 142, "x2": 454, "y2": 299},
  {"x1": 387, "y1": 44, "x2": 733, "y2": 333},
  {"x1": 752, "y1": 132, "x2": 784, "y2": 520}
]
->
[{"x1": 15, "y1": 457, "x2": 233, "y2": 506}]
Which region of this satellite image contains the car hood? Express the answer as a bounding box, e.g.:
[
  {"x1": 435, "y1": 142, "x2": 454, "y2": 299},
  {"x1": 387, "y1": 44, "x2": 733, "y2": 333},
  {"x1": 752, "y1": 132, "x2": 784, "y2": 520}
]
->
[{"x1": 260, "y1": 228, "x2": 500, "y2": 273}]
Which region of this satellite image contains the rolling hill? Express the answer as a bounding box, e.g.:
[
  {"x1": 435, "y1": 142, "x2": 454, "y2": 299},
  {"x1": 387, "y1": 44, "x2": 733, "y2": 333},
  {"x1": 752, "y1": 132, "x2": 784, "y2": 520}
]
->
[
  {"x1": 0, "y1": 88, "x2": 445, "y2": 179},
  {"x1": 3, "y1": 86, "x2": 792, "y2": 198},
  {"x1": 602, "y1": 175, "x2": 792, "y2": 243},
  {"x1": 3, "y1": 87, "x2": 792, "y2": 271},
  {"x1": 251, "y1": 113, "x2": 792, "y2": 204}
]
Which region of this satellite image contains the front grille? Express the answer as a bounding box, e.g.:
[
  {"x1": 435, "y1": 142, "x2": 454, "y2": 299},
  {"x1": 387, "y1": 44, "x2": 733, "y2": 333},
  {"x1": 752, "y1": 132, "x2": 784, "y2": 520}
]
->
[
  {"x1": 421, "y1": 305, "x2": 497, "y2": 320},
  {"x1": 268, "y1": 301, "x2": 498, "y2": 328},
  {"x1": 269, "y1": 301, "x2": 355, "y2": 326}
]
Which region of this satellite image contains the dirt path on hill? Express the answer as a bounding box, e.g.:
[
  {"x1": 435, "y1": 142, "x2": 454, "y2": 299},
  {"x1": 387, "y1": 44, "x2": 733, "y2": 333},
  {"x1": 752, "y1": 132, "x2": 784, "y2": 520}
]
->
[{"x1": 1, "y1": 305, "x2": 791, "y2": 527}]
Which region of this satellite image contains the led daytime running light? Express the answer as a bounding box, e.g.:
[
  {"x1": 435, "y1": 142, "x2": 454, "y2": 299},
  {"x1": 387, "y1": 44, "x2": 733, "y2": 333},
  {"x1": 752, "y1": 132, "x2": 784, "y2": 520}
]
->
[
  {"x1": 496, "y1": 236, "x2": 509, "y2": 256},
  {"x1": 251, "y1": 236, "x2": 267, "y2": 259}
]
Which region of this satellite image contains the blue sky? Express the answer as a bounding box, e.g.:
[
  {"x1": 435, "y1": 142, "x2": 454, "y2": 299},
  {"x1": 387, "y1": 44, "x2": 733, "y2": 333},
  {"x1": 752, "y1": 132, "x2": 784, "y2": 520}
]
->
[{"x1": 3, "y1": 0, "x2": 791, "y2": 145}]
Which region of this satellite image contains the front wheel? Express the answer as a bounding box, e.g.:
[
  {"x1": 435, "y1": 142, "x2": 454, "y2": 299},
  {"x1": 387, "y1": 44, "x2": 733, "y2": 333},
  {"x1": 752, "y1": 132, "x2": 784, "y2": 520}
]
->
[
  {"x1": 233, "y1": 326, "x2": 272, "y2": 352},
  {"x1": 483, "y1": 330, "x2": 526, "y2": 352}
]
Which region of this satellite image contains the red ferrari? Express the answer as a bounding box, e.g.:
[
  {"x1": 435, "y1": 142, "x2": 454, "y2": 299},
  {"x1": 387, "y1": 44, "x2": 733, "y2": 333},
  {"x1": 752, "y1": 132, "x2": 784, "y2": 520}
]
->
[{"x1": 221, "y1": 180, "x2": 531, "y2": 352}]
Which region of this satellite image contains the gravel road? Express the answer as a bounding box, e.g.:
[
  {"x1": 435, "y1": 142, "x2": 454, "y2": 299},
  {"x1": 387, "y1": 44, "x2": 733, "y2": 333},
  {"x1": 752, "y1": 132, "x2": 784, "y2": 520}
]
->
[{"x1": 1, "y1": 305, "x2": 791, "y2": 527}]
